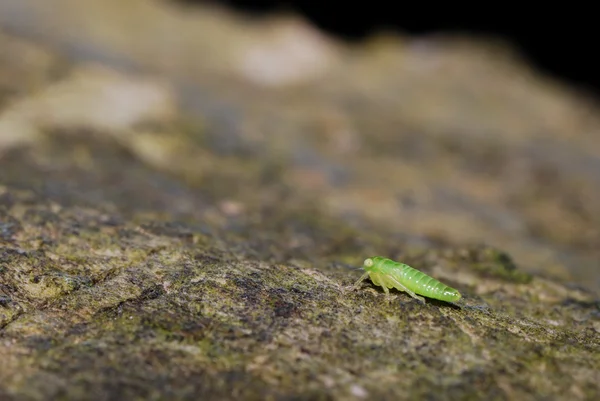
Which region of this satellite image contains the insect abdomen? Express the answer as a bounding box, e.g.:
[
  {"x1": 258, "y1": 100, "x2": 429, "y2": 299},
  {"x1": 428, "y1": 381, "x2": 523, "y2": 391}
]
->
[{"x1": 399, "y1": 264, "x2": 460, "y2": 302}]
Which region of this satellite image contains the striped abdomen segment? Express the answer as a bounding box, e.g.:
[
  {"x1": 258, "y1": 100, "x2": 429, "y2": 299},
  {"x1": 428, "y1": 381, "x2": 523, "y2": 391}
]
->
[{"x1": 398, "y1": 264, "x2": 460, "y2": 302}]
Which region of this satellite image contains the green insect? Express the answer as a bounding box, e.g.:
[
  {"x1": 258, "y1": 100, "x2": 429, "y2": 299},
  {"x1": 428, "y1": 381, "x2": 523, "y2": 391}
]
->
[{"x1": 352, "y1": 256, "x2": 461, "y2": 303}]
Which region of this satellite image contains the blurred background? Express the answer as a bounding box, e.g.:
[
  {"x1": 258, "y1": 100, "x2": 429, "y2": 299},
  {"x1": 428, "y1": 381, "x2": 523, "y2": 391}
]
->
[
  {"x1": 192, "y1": 0, "x2": 600, "y2": 96},
  {"x1": 0, "y1": 0, "x2": 599, "y2": 292}
]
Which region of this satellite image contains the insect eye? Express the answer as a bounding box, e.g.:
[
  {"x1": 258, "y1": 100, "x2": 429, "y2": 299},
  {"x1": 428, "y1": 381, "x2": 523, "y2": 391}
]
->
[{"x1": 363, "y1": 258, "x2": 374, "y2": 268}]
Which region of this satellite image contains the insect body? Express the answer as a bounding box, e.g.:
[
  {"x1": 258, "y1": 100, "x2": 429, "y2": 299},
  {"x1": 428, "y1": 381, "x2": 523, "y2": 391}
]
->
[{"x1": 352, "y1": 256, "x2": 461, "y2": 303}]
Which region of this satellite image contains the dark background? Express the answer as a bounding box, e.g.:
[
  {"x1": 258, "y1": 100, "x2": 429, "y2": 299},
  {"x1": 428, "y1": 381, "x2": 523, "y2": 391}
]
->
[{"x1": 176, "y1": 0, "x2": 599, "y2": 97}]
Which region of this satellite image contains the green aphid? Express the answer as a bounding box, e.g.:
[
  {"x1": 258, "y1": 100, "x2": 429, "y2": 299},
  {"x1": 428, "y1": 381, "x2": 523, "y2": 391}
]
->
[{"x1": 352, "y1": 256, "x2": 461, "y2": 303}]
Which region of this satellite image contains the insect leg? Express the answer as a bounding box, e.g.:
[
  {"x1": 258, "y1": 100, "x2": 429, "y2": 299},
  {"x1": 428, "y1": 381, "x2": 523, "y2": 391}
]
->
[
  {"x1": 380, "y1": 283, "x2": 393, "y2": 304},
  {"x1": 351, "y1": 272, "x2": 370, "y2": 290},
  {"x1": 386, "y1": 274, "x2": 425, "y2": 304}
]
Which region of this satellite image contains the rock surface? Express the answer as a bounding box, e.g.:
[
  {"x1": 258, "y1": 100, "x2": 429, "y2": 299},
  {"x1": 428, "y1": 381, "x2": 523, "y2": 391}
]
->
[{"x1": 0, "y1": 1, "x2": 599, "y2": 400}]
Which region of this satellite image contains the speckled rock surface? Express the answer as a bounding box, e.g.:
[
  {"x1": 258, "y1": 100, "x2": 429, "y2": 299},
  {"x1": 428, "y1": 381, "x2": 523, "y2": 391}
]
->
[{"x1": 0, "y1": 1, "x2": 599, "y2": 400}]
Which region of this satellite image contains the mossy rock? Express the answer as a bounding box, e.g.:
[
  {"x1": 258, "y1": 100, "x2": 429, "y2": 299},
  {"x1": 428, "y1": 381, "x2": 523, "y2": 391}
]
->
[
  {"x1": 1, "y1": 183, "x2": 598, "y2": 401},
  {"x1": 1, "y1": 5, "x2": 600, "y2": 400}
]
